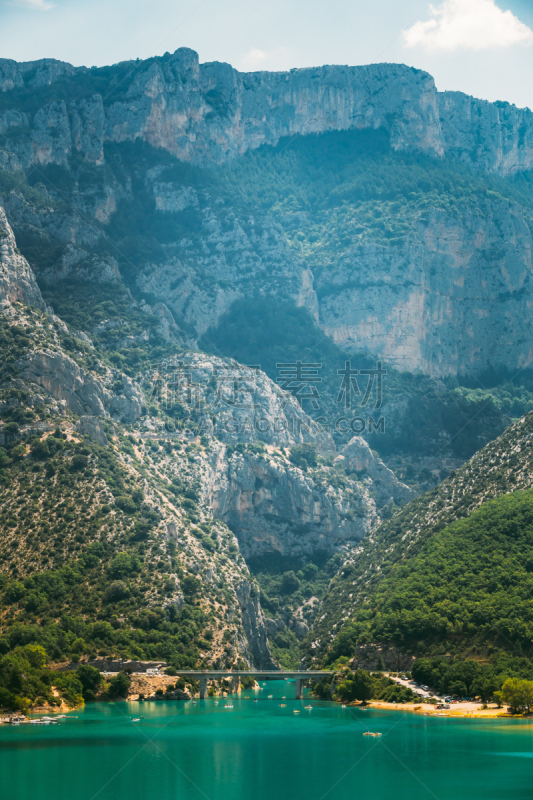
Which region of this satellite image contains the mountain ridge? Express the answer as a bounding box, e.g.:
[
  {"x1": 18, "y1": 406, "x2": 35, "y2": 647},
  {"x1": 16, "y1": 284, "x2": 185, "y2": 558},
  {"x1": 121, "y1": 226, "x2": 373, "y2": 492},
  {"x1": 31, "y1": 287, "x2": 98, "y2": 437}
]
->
[{"x1": 0, "y1": 49, "x2": 533, "y2": 176}]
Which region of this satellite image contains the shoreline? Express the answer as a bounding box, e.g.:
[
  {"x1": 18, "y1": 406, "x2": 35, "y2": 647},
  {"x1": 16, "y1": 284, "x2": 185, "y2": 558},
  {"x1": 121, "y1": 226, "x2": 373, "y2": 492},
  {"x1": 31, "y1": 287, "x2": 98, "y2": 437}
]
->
[{"x1": 360, "y1": 700, "x2": 514, "y2": 718}]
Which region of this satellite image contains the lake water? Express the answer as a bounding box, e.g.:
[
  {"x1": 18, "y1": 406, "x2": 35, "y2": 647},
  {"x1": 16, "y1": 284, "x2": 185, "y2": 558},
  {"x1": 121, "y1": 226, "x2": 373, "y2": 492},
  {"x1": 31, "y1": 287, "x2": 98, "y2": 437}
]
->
[{"x1": 1, "y1": 680, "x2": 533, "y2": 800}]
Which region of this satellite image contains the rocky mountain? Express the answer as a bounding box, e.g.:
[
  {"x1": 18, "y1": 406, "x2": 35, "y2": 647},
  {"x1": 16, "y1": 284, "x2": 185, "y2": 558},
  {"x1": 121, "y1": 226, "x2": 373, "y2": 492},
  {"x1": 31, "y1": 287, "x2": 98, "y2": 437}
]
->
[
  {"x1": 1, "y1": 54, "x2": 533, "y2": 380},
  {"x1": 0, "y1": 214, "x2": 414, "y2": 680},
  {"x1": 0, "y1": 206, "x2": 44, "y2": 311},
  {"x1": 3, "y1": 48, "x2": 533, "y2": 701},
  {"x1": 1, "y1": 50, "x2": 533, "y2": 175}
]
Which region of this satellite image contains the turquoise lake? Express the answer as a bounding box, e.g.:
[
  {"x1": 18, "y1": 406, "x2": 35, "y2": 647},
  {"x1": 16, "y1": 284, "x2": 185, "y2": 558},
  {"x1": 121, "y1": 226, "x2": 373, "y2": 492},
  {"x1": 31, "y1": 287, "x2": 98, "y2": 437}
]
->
[{"x1": 1, "y1": 680, "x2": 533, "y2": 799}]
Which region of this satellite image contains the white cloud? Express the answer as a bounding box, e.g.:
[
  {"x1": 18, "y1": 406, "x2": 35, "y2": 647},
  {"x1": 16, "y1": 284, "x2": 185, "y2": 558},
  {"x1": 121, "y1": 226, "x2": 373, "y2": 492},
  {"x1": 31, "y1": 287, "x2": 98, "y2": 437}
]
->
[
  {"x1": 13, "y1": 0, "x2": 54, "y2": 9},
  {"x1": 243, "y1": 48, "x2": 267, "y2": 64},
  {"x1": 403, "y1": 0, "x2": 533, "y2": 51}
]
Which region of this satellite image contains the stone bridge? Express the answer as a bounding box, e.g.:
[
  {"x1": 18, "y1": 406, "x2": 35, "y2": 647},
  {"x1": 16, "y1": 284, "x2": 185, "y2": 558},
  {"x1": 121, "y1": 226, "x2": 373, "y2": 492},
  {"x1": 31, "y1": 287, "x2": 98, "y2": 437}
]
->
[{"x1": 173, "y1": 670, "x2": 333, "y2": 699}]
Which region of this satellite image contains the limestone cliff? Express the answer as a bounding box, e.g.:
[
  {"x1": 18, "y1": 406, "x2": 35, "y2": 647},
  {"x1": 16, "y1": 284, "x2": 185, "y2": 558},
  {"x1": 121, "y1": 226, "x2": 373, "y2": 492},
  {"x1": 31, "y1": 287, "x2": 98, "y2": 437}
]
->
[
  {"x1": 205, "y1": 444, "x2": 377, "y2": 559},
  {"x1": 0, "y1": 207, "x2": 45, "y2": 310},
  {"x1": 317, "y1": 197, "x2": 533, "y2": 374},
  {"x1": 1, "y1": 49, "x2": 533, "y2": 175},
  {"x1": 2, "y1": 53, "x2": 533, "y2": 378}
]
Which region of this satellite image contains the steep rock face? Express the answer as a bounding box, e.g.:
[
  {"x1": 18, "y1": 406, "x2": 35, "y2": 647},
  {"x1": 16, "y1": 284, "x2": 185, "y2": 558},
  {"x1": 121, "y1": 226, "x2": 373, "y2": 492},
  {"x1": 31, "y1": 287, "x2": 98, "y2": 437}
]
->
[
  {"x1": 138, "y1": 171, "x2": 304, "y2": 337},
  {"x1": 0, "y1": 52, "x2": 443, "y2": 168},
  {"x1": 105, "y1": 55, "x2": 444, "y2": 165},
  {"x1": 205, "y1": 444, "x2": 378, "y2": 558},
  {"x1": 334, "y1": 436, "x2": 415, "y2": 507},
  {"x1": 318, "y1": 197, "x2": 533, "y2": 374},
  {"x1": 16, "y1": 349, "x2": 143, "y2": 422},
  {"x1": 235, "y1": 580, "x2": 278, "y2": 668},
  {"x1": 148, "y1": 352, "x2": 335, "y2": 450},
  {"x1": 0, "y1": 207, "x2": 45, "y2": 310},
  {"x1": 438, "y1": 91, "x2": 533, "y2": 176},
  {"x1": 2, "y1": 49, "x2": 533, "y2": 175},
  {"x1": 3, "y1": 54, "x2": 533, "y2": 378}
]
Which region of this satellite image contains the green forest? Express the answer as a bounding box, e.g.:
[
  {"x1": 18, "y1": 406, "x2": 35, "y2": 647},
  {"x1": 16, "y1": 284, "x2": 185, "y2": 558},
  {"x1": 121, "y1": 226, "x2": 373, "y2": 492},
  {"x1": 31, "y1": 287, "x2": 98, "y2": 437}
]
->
[{"x1": 324, "y1": 489, "x2": 533, "y2": 661}]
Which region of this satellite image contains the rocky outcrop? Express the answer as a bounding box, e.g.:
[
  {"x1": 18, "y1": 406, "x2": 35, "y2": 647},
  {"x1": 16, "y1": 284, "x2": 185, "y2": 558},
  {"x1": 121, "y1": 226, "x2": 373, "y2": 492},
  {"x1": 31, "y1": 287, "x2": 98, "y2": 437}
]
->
[
  {"x1": 148, "y1": 352, "x2": 335, "y2": 450},
  {"x1": 334, "y1": 437, "x2": 415, "y2": 507},
  {"x1": 74, "y1": 415, "x2": 108, "y2": 446},
  {"x1": 438, "y1": 91, "x2": 533, "y2": 176},
  {"x1": 2, "y1": 49, "x2": 533, "y2": 175},
  {"x1": 0, "y1": 207, "x2": 45, "y2": 310},
  {"x1": 3, "y1": 55, "x2": 533, "y2": 377},
  {"x1": 16, "y1": 349, "x2": 143, "y2": 421},
  {"x1": 235, "y1": 581, "x2": 277, "y2": 669},
  {"x1": 205, "y1": 444, "x2": 377, "y2": 558}
]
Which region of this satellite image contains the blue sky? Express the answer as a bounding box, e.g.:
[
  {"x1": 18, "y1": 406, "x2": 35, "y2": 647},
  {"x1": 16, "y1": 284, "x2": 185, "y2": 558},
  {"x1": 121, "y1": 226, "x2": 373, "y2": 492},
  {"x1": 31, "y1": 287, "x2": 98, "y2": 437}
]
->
[{"x1": 1, "y1": 0, "x2": 533, "y2": 110}]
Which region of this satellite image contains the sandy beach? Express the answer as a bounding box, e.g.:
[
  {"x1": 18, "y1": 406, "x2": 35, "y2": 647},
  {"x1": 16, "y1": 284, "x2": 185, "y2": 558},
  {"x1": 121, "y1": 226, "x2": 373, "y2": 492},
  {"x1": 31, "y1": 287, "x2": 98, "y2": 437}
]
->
[{"x1": 364, "y1": 701, "x2": 512, "y2": 718}]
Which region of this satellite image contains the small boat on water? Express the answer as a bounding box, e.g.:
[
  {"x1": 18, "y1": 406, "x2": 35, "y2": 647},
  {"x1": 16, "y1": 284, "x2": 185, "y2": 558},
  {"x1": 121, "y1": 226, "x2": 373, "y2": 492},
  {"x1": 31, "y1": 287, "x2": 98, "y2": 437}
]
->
[
  {"x1": 305, "y1": 705, "x2": 312, "y2": 709},
  {"x1": 268, "y1": 695, "x2": 273, "y2": 698},
  {"x1": 224, "y1": 704, "x2": 233, "y2": 709},
  {"x1": 363, "y1": 732, "x2": 382, "y2": 737},
  {"x1": 280, "y1": 704, "x2": 286, "y2": 707},
  {"x1": 253, "y1": 700, "x2": 258, "y2": 703},
  {"x1": 293, "y1": 710, "x2": 300, "y2": 714},
  {"x1": 132, "y1": 718, "x2": 141, "y2": 722}
]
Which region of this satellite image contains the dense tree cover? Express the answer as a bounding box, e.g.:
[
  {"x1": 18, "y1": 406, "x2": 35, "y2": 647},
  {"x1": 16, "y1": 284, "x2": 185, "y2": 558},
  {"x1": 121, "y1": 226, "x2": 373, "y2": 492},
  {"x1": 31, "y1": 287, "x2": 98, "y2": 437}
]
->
[
  {"x1": 324, "y1": 490, "x2": 533, "y2": 660},
  {"x1": 250, "y1": 552, "x2": 344, "y2": 669},
  {"x1": 313, "y1": 664, "x2": 415, "y2": 704},
  {"x1": 411, "y1": 655, "x2": 533, "y2": 701},
  {"x1": 107, "y1": 671, "x2": 132, "y2": 698},
  {"x1": 222, "y1": 128, "x2": 533, "y2": 220},
  {"x1": 0, "y1": 558, "x2": 208, "y2": 668},
  {"x1": 307, "y1": 413, "x2": 533, "y2": 664},
  {"x1": 0, "y1": 426, "x2": 225, "y2": 684},
  {"x1": 0, "y1": 644, "x2": 84, "y2": 712},
  {"x1": 499, "y1": 678, "x2": 533, "y2": 713}
]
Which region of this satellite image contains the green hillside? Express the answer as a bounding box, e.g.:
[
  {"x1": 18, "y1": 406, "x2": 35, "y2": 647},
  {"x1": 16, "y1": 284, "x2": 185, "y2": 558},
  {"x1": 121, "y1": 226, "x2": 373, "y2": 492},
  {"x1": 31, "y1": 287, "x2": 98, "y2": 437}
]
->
[{"x1": 307, "y1": 412, "x2": 533, "y2": 664}]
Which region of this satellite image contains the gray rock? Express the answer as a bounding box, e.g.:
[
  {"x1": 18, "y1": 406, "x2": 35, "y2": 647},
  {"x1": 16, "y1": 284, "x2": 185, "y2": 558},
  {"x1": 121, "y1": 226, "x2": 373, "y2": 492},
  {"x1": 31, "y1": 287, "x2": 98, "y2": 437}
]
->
[
  {"x1": 235, "y1": 580, "x2": 277, "y2": 669},
  {"x1": 74, "y1": 415, "x2": 108, "y2": 446},
  {"x1": 16, "y1": 348, "x2": 143, "y2": 422},
  {"x1": 3, "y1": 49, "x2": 533, "y2": 175},
  {"x1": 0, "y1": 207, "x2": 45, "y2": 310},
  {"x1": 206, "y1": 444, "x2": 377, "y2": 558},
  {"x1": 334, "y1": 436, "x2": 414, "y2": 507}
]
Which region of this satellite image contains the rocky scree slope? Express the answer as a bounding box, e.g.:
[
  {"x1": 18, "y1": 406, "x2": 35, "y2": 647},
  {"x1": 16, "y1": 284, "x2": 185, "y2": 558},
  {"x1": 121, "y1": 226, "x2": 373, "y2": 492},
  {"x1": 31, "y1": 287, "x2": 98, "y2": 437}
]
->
[{"x1": 0, "y1": 308, "x2": 276, "y2": 670}]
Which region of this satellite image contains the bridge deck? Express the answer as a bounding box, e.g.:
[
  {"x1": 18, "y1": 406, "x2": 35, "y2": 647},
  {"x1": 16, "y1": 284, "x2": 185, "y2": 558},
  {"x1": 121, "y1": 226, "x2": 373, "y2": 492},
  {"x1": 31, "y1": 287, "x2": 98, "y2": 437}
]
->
[{"x1": 173, "y1": 671, "x2": 332, "y2": 678}]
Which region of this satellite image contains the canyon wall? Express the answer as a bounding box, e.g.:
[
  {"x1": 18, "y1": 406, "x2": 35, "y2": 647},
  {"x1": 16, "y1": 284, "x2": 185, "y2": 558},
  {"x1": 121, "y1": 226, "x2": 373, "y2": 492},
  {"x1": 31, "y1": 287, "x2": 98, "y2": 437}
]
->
[{"x1": 1, "y1": 50, "x2": 533, "y2": 175}]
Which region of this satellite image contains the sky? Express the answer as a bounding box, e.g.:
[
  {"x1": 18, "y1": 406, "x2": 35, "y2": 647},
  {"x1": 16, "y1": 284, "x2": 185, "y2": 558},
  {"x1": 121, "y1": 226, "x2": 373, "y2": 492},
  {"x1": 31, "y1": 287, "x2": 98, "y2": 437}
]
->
[{"x1": 1, "y1": 0, "x2": 533, "y2": 110}]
